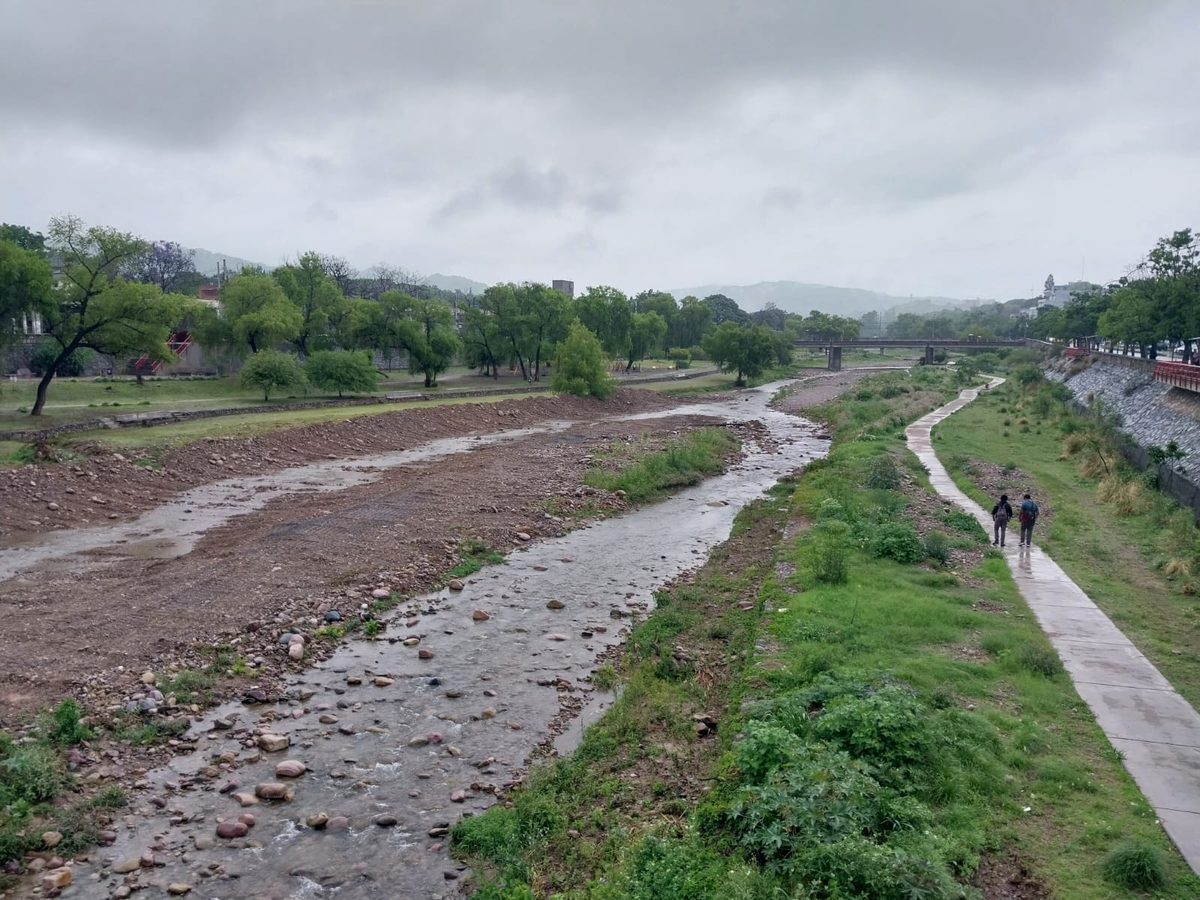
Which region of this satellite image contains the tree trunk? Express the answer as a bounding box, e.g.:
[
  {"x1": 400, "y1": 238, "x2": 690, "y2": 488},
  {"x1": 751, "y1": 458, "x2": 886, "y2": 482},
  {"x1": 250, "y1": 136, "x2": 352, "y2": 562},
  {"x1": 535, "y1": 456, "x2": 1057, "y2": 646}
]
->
[
  {"x1": 31, "y1": 367, "x2": 55, "y2": 416},
  {"x1": 425, "y1": 370, "x2": 434, "y2": 388}
]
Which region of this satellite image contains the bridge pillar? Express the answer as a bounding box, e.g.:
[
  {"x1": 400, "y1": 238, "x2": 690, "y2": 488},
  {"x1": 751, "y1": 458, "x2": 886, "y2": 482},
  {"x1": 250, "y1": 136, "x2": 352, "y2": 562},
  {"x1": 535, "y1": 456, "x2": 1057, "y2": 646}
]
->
[
  {"x1": 924, "y1": 345, "x2": 935, "y2": 366},
  {"x1": 829, "y1": 346, "x2": 842, "y2": 371}
]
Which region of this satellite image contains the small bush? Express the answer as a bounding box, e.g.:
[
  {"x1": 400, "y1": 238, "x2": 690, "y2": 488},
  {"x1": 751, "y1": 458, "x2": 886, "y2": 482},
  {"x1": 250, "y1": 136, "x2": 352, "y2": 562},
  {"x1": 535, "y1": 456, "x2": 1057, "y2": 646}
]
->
[
  {"x1": 1097, "y1": 475, "x2": 1141, "y2": 516},
  {"x1": 1018, "y1": 645, "x2": 1062, "y2": 677},
  {"x1": 553, "y1": 322, "x2": 617, "y2": 399},
  {"x1": 924, "y1": 530, "x2": 950, "y2": 566},
  {"x1": 869, "y1": 523, "x2": 923, "y2": 564},
  {"x1": 49, "y1": 699, "x2": 92, "y2": 746},
  {"x1": 811, "y1": 521, "x2": 850, "y2": 584},
  {"x1": 940, "y1": 509, "x2": 987, "y2": 543},
  {"x1": 1102, "y1": 840, "x2": 1167, "y2": 891},
  {"x1": 864, "y1": 455, "x2": 901, "y2": 490}
]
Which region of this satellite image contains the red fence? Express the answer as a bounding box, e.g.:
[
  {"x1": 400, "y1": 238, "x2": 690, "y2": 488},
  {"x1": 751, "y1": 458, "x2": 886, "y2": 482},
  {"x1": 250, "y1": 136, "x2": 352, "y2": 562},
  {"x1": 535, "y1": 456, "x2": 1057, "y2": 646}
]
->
[{"x1": 1155, "y1": 361, "x2": 1200, "y2": 393}]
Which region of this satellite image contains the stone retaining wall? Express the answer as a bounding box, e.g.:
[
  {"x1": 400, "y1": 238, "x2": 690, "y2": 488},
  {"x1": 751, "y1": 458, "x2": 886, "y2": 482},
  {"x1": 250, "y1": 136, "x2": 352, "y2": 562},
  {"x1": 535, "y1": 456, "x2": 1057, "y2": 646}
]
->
[{"x1": 1047, "y1": 355, "x2": 1200, "y2": 517}]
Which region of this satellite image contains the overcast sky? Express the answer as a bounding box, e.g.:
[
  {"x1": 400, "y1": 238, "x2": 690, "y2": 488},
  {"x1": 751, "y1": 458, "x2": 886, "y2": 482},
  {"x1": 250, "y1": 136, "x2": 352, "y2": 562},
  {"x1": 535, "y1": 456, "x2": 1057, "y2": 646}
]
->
[{"x1": 3, "y1": 1, "x2": 1198, "y2": 301}]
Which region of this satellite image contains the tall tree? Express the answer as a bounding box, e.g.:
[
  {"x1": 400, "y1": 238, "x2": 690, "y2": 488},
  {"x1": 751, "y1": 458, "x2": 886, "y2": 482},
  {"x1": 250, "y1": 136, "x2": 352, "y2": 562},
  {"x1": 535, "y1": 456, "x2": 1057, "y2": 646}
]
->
[
  {"x1": 675, "y1": 295, "x2": 713, "y2": 348},
  {"x1": 0, "y1": 238, "x2": 53, "y2": 347},
  {"x1": 274, "y1": 251, "x2": 346, "y2": 354},
  {"x1": 319, "y1": 254, "x2": 358, "y2": 296},
  {"x1": 1097, "y1": 286, "x2": 1156, "y2": 356},
  {"x1": 461, "y1": 303, "x2": 504, "y2": 378},
  {"x1": 0, "y1": 223, "x2": 47, "y2": 254},
  {"x1": 627, "y1": 311, "x2": 667, "y2": 370},
  {"x1": 212, "y1": 272, "x2": 302, "y2": 354},
  {"x1": 30, "y1": 216, "x2": 187, "y2": 415},
  {"x1": 702, "y1": 322, "x2": 775, "y2": 386},
  {"x1": 121, "y1": 240, "x2": 202, "y2": 294},
  {"x1": 702, "y1": 293, "x2": 750, "y2": 326},
  {"x1": 750, "y1": 302, "x2": 787, "y2": 331},
  {"x1": 378, "y1": 291, "x2": 462, "y2": 387},
  {"x1": 575, "y1": 285, "x2": 632, "y2": 359}
]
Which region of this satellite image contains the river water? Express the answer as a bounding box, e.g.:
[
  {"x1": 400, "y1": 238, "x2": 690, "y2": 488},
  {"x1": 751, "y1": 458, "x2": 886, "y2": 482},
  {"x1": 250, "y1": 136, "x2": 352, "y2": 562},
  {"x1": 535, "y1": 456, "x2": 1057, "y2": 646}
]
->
[{"x1": 42, "y1": 382, "x2": 828, "y2": 900}]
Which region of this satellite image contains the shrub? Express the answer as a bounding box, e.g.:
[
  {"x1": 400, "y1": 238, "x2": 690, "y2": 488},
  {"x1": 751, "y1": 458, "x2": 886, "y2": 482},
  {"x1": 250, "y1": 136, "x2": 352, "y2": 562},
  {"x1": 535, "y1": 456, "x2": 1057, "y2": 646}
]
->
[
  {"x1": 666, "y1": 347, "x2": 692, "y2": 369},
  {"x1": 1018, "y1": 645, "x2": 1063, "y2": 677},
  {"x1": 924, "y1": 530, "x2": 950, "y2": 566},
  {"x1": 939, "y1": 509, "x2": 987, "y2": 543},
  {"x1": 617, "y1": 837, "x2": 726, "y2": 900},
  {"x1": 1102, "y1": 840, "x2": 1167, "y2": 891},
  {"x1": 811, "y1": 521, "x2": 850, "y2": 584},
  {"x1": 29, "y1": 340, "x2": 93, "y2": 377},
  {"x1": 239, "y1": 350, "x2": 307, "y2": 401},
  {"x1": 0, "y1": 742, "x2": 66, "y2": 805},
  {"x1": 1097, "y1": 475, "x2": 1141, "y2": 516},
  {"x1": 305, "y1": 350, "x2": 380, "y2": 397},
  {"x1": 553, "y1": 322, "x2": 617, "y2": 399},
  {"x1": 49, "y1": 699, "x2": 92, "y2": 746},
  {"x1": 864, "y1": 455, "x2": 901, "y2": 490},
  {"x1": 868, "y1": 523, "x2": 923, "y2": 564}
]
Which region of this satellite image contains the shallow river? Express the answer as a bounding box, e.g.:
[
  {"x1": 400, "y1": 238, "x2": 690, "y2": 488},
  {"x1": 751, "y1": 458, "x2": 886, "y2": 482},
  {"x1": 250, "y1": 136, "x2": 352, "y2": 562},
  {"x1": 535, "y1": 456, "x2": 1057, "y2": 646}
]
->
[{"x1": 44, "y1": 382, "x2": 827, "y2": 900}]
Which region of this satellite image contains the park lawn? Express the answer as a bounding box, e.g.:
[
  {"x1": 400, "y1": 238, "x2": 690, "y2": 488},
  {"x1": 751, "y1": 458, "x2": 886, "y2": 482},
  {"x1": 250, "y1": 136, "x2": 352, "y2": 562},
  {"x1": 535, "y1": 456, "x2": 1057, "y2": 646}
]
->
[
  {"x1": 450, "y1": 370, "x2": 1199, "y2": 899},
  {"x1": 931, "y1": 379, "x2": 1200, "y2": 709},
  {"x1": 56, "y1": 391, "x2": 550, "y2": 452},
  {"x1": 0, "y1": 376, "x2": 304, "y2": 429}
]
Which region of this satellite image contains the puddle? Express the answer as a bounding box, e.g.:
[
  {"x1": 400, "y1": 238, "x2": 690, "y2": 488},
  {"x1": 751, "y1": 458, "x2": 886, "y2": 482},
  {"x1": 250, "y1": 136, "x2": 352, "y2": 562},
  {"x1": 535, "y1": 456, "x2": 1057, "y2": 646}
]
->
[{"x1": 43, "y1": 383, "x2": 828, "y2": 900}]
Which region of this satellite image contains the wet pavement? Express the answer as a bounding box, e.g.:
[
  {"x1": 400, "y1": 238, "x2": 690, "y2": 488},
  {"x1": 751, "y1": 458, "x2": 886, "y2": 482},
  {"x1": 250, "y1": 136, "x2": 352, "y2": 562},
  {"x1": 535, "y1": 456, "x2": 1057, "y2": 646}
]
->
[
  {"x1": 47, "y1": 382, "x2": 826, "y2": 900},
  {"x1": 908, "y1": 380, "x2": 1200, "y2": 875}
]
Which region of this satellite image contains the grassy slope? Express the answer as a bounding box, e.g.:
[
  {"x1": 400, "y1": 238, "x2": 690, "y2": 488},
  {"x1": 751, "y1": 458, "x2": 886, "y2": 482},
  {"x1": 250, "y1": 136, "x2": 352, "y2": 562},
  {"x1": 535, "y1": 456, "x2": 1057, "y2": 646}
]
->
[
  {"x1": 450, "y1": 368, "x2": 1199, "y2": 899},
  {"x1": 932, "y1": 379, "x2": 1200, "y2": 708}
]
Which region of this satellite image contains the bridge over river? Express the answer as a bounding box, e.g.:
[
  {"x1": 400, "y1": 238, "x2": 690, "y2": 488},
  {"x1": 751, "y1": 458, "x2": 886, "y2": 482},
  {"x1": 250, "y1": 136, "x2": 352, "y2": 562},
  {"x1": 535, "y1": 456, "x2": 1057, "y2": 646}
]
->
[{"x1": 793, "y1": 338, "x2": 1029, "y2": 370}]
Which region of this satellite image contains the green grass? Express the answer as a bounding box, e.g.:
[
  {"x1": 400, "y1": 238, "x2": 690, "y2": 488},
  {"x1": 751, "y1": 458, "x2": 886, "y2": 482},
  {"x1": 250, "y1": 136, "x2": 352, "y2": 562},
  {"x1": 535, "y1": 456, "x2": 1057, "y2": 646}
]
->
[
  {"x1": 583, "y1": 428, "x2": 739, "y2": 502},
  {"x1": 53, "y1": 391, "x2": 549, "y2": 451},
  {"x1": 932, "y1": 379, "x2": 1200, "y2": 708},
  {"x1": 446, "y1": 538, "x2": 506, "y2": 579}
]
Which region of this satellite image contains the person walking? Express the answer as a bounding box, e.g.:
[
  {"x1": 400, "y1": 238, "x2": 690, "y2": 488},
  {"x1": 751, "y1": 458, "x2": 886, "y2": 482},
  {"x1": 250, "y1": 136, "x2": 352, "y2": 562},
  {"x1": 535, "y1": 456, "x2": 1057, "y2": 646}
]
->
[
  {"x1": 1018, "y1": 493, "x2": 1039, "y2": 546},
  {"x1": 991, "y1": 494, "x2": 1013, "y2": 547}
]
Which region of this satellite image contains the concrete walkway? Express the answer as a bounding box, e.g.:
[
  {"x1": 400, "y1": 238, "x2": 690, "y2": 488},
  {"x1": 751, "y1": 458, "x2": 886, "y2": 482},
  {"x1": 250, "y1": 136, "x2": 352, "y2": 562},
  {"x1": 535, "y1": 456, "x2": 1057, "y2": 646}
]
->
[{"x1": 907, "y1": 381, "x2": 1200, "y2": 874}]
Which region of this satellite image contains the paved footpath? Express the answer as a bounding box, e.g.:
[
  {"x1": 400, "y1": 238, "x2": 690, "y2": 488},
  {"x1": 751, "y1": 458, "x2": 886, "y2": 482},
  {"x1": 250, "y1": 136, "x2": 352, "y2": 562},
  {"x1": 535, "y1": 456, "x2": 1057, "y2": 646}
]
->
[{"x1": 907, "y1": 380, "x2": 1200, "y2": 874}]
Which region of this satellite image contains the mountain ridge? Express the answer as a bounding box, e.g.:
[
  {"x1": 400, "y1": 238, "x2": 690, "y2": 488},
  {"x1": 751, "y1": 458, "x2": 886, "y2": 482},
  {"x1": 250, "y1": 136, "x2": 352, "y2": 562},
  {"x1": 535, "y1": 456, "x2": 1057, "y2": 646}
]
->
[{"x1": 668, "y1": 280, "x2": 980, "y2": 318}]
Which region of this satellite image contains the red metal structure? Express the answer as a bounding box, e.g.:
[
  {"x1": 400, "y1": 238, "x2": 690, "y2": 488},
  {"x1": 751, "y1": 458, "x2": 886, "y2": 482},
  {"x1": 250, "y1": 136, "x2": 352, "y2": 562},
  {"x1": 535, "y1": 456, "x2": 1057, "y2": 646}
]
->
[
  {"x1": 130, "y1": 331, "x2": 192, "y2": 376},
  {"x1": 1155, "y1": 361, "x2": 1200, "y2": 393}
]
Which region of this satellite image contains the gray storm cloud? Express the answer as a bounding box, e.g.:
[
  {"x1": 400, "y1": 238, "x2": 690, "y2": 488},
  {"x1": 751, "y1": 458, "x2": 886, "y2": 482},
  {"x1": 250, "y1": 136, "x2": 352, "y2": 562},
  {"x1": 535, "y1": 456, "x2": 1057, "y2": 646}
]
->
[{"x1": 1, "y1": 0, "x2": 1197, "y2": 299}]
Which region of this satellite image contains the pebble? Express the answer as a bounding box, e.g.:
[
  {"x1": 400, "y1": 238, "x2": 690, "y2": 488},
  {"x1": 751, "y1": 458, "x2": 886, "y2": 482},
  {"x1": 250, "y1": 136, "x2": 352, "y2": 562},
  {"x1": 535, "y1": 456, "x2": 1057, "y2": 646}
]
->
[
  {"x1": 289, "y1": 643, "x2": 305, "y2": 660},
  {"x1": 41, "y1": 830, "x2": 63, "y2": 849},
  {"x1": 306, "y1": 813, "x2": 329, "y2": 829},
  {"x1": 374, "y1": 676, "x2": 394, "y2": 687},
  {"x1": 112, "y1": 859, "x2": 141, "y2": 874},
  {"x1": 516, "y1": 532, "x2": 531, "y2": 541},
  {"x1": 318, "y1": 713, "x2": 339, "y2": 724},
  {"x1": 372, "y1": 588, "x2": 390, "y2": 599},
  {"x1": 216, "y1": 821, "x2": 249, "y2": 839},
  {"x1": 42, "y1": 868, "x2": 72, "y2": 891},
  {"x1": 447, "y1": 579, "x2": 465, "y2": 591},
  {"x1": 450, "y1": 790, "x2": 467, "y2": 803},
  {"x1": 418, "y1": 649, "x2": 435, "y2": 659},
  {"x1": 546, "y1": 599, "x2": 565, "y2": 609},
  {"x1": 326, "y1": 816, "x2": 350, "y2": 830},
  {"x1": 275, "y1": 760, "x2": 307, "y2": 778},
  {"x1": 238, "y1": 813, "x2": 256, "y2": 827},
  {"x1": 472, "y1": 609, "x2": 490, "y2": 621},
  {"x1": 325, "y1": 610, "x2": 342, "y2": 623},
  {"x1": 480, "y1": 708, "x2": 496, "y2": 719},
  {"x1": 374, "y1": 815, "x2": 398, "y2": 827},
  {"x1": 258, "y1": 733, "x2": 290, "y2": 752},
  {"x1": 254, "y1": 782, "x2": 292, "y2": 800},
  {"x1": 168, "y1": 885, "x2": 193, "y2": 895},
  {"x1": 547, "y1": 633, "x2": 568, "y2": 641},
  {"x1": 231, "y1": 792, "x2": 259, "y2": 806}
]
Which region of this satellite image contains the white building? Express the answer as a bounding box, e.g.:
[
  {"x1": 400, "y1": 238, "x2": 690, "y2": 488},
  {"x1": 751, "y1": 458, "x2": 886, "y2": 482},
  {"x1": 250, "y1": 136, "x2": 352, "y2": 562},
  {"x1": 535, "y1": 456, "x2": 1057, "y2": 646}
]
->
[{"x1": 1039, "y1": 280, "x2": 1101, "y2": 309}]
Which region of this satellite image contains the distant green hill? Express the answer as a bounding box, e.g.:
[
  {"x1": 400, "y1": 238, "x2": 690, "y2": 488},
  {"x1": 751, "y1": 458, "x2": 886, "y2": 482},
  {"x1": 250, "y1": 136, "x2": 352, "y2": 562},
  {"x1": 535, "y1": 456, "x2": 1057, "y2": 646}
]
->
[
  {"x1": 189, "y1": 248, "x2": 266, "y2": 276},
  {"x1": 426, "y1": 273, "x2": 489, "y2": 294}
]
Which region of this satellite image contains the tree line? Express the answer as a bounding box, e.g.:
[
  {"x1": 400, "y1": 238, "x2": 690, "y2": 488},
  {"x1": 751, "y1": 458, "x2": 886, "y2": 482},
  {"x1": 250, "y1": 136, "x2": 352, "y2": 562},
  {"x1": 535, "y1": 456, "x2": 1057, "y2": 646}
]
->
[
  {"x1": 1028, "y1": 229, "x2": 1200, "y2": 357},
  {"x1": 5, "y1": 215, "x2": 885, "y2": 415}
]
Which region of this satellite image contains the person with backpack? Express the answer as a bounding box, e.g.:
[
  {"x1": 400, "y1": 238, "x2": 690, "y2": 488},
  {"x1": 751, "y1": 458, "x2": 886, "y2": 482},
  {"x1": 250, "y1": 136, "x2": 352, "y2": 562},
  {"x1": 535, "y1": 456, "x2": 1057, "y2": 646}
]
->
[
  {"x1": 1018, "y1": 493, "x2": 1039, "y2": 546},
  {"x1": 991, "y1": 494, "x2": 1012, "y2": 547}
]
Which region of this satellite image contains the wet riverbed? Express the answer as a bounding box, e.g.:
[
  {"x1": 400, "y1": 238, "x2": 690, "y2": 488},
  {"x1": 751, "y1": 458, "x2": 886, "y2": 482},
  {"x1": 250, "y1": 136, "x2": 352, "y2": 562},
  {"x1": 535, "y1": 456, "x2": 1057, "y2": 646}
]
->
[{"x1": 37, "y1": 382, "x2": 827, "y2": 900}]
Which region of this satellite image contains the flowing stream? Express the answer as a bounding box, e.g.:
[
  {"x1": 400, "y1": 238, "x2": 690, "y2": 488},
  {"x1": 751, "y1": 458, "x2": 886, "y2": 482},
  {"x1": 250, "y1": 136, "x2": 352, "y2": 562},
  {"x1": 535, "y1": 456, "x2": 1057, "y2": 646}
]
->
[{"x1": 41, "y1": 382, "x2": 828, "y2": 900}]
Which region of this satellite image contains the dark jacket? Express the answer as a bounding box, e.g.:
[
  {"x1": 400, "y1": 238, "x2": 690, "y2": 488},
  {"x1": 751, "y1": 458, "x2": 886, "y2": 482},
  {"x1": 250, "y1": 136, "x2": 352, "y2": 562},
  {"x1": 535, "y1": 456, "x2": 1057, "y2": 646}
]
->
[{"x1": 991, "y1": 501, "x2": 1013, "y2": 521}]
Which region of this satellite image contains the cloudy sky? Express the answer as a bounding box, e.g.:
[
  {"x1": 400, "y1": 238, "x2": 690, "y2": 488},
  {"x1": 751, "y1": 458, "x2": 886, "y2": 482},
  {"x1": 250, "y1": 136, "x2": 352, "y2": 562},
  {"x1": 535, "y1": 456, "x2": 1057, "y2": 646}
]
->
[{"x1": 2, "y1": 1, "x2": 1198, "y2": 301}]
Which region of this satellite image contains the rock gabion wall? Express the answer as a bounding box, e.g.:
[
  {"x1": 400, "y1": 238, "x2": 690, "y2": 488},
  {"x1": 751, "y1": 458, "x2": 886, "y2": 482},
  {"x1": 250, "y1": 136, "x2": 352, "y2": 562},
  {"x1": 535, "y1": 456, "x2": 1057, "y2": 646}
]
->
[{"x1": 1047, "y1": 357, "x2": 1200, "y2": 483}]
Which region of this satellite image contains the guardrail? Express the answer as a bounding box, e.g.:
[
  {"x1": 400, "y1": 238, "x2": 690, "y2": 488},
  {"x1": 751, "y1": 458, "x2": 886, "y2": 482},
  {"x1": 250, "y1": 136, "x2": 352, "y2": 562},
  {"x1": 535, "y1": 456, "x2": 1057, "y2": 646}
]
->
[{"x1": 1154, "y1": 361, "x2": 1200, "y2": 393}]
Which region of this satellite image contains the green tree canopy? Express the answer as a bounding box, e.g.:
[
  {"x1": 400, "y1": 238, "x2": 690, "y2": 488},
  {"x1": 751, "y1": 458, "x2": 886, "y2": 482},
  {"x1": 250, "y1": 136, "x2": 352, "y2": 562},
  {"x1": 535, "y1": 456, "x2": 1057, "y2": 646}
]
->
[
  {"x1": 0, "y1": 223, "x2": 47, "y2": 254},
  {"x1": 211, "y1": 272, "x2": 303, "y2": 354},
  {"x1": 377, "y1": 291, "x2": 461, "y2": 387},
  {"x1": 627, "y1": 310, "x2": 667, "y2": 370},
  {"x1": 553, "y1": 321, "x2": 616, "y2": 399},
  {"x1": 0, "y1": 238, "x2": 54, "y2": 348},
  {"x1": 240, "y1": 349, "x2": 307, "y2": 401},
  {"x1": 305, "y1": 349, "x2": 380, "y2": 397},
  {"x1": 702, "y1": 322, "x2": 776, "y2": 386},
  {"x1": 674, "y1": 296, "x2": 714, "y2": 348},
  {"x1": 575, "y1": 285, "x2": 632, "y2": 359},
  {"x1": 274, "y1": 251, "x2": 347, "y2": 354},
  {"x1": 29, "y1": 216, "x2": 188, "y2": 415},
  {"x1": 702, "y1": 293, "x2": 750, "y2": 326}
]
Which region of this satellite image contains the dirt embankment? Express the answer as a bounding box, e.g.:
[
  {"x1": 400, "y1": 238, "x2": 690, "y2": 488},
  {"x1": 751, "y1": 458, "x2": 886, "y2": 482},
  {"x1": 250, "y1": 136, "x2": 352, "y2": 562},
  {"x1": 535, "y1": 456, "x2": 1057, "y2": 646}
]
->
[
  {"x1": 0, "y1": 389, "x2": 790, "y2": 724},
  {"x1": 0, "y1": 390, "x2": 687, "y2": 541}
]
